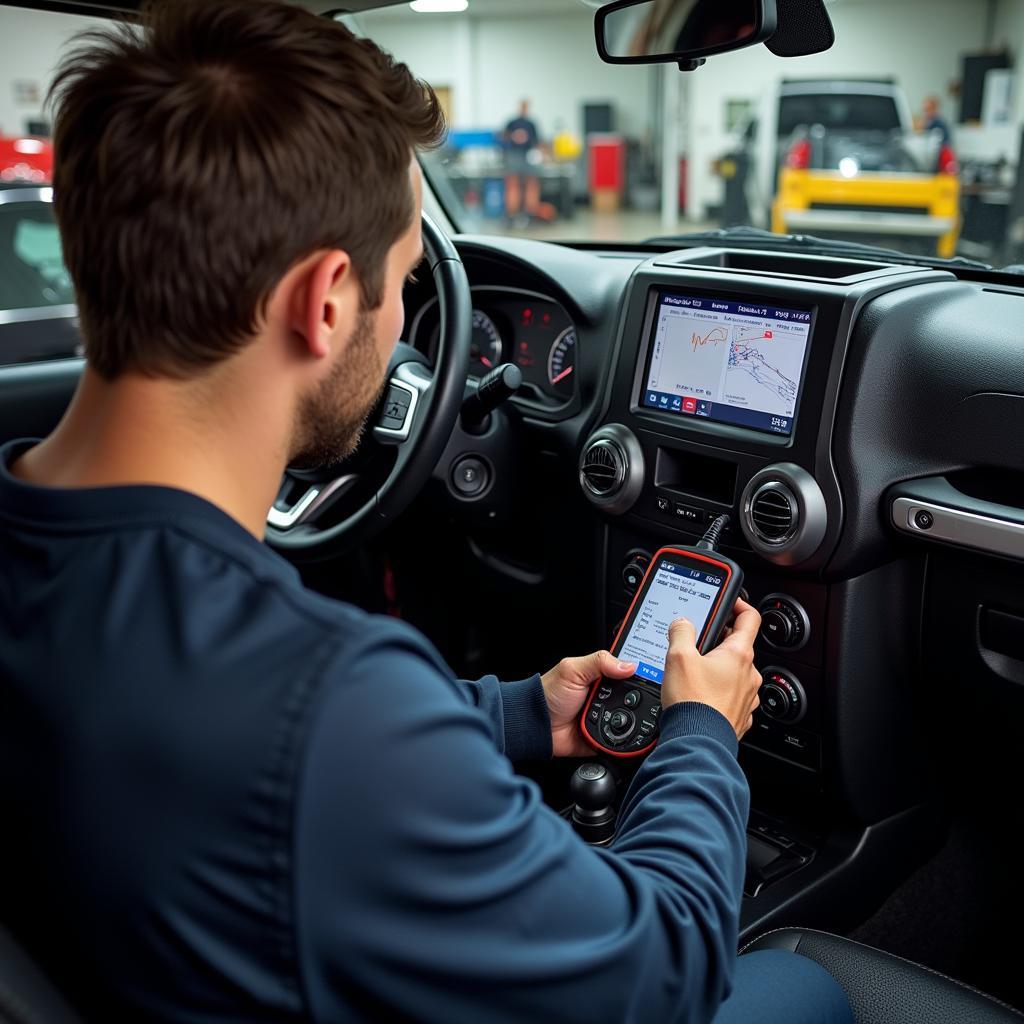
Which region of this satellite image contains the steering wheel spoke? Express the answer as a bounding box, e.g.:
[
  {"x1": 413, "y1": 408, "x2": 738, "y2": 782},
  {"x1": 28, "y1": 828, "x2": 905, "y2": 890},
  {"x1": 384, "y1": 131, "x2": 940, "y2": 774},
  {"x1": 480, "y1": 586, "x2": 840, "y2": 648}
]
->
[{"x1": 267, "y1": 473, "x2": 359, "y2": 529}]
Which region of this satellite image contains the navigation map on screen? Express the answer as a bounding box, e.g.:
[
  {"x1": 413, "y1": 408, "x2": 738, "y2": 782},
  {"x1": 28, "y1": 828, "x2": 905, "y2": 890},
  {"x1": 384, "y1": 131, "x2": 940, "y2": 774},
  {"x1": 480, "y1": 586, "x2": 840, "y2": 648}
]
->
[
  {"x1": 618, "y1": 560, "x2": 725, "y2": 686},
  {"x1": 641, "y1": 293, "x2": 812, "y2": 436}
]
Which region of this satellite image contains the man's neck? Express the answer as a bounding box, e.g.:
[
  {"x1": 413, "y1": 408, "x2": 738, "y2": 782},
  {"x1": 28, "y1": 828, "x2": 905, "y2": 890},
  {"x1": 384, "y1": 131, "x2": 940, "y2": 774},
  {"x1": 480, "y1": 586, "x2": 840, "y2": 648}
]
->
[{"x1": 11, "y1": 364, "x2": 289, "y2": 538}]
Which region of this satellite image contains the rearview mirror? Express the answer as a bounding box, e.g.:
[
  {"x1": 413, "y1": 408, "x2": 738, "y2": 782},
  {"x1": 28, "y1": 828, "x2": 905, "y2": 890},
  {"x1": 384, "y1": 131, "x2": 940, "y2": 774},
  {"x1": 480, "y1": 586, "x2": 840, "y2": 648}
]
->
[{"x1": 595, "y1": 0, "x2": 778, "y2": 69}]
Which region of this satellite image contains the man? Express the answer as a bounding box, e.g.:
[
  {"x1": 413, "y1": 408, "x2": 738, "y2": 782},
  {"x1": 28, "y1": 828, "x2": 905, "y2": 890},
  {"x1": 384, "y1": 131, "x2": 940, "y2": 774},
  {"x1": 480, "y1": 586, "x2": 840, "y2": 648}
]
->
[
  {"x1": 921, "y1": 94, "x2": 953, "y2": 148},
  {"x1": 502, "y1": 99, "x2": 549, "y2": 224},
  {"x1": 0, "y1": 3, "x2": 852, "y2": 1022}
]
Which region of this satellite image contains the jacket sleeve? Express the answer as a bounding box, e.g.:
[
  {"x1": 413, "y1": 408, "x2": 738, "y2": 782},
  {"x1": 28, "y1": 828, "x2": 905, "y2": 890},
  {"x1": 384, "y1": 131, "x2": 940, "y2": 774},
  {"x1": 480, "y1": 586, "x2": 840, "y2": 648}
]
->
[
  {"x1": 455, "y1": 672, "x2": 553, "y2": 761},
  {"x1": 293, "y1": 623, "x2": 749, "y2": 1024}
]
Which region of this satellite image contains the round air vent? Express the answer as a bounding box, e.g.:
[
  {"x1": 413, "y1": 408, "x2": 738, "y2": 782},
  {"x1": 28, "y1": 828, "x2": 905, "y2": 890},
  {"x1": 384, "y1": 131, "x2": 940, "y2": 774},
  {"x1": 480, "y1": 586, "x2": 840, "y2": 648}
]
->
[
  {"x1": 748, "y1": 481, "x2": 798, "y2": 544},
  {"x1": 580, "y1": 439, "x2": 625, "y2": 497},
  {"x1": 578, "y1": 424, "x2": 645, "y2": 515},
  {"x1": 740, "y1": 464, "x2": 827, "y2": 566}
]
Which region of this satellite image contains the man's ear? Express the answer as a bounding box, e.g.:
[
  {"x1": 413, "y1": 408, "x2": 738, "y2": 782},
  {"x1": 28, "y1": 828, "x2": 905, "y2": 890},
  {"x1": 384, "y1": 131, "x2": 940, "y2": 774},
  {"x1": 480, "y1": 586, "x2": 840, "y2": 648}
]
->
[{"x1": 291, "y1": 250, "x2": 355, "y2": 360}]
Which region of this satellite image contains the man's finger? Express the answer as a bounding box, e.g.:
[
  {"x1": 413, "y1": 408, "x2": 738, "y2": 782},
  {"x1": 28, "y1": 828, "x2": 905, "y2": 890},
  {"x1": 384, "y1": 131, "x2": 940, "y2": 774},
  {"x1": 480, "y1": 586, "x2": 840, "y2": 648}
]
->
[
  {"x1": 596, "y1": 650, "x2": 639, "y2": 678},
  {"x1": 719, "y1": 601, "x2": 760, "y2": 649},
  {"x1": 667, "y1": 617, "x2": 697, "y2": 659},
  {"x1": 564, "y1": 650, "x2": 636, "y2": 683}
]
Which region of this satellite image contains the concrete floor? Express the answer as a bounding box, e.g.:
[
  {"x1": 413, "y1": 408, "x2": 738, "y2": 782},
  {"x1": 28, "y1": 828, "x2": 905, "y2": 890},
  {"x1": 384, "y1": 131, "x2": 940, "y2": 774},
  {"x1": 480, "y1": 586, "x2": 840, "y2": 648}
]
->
[{"x1": 457, "y1": 208, "x2": 717, "y2": 244}]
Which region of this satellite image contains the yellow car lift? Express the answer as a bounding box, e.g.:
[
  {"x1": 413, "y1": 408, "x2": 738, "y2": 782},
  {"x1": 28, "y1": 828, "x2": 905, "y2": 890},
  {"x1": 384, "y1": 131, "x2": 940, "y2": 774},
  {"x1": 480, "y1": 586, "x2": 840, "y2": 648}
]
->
[{"x1": 772, "y1": 167, "x2": 961, "y2": 258}]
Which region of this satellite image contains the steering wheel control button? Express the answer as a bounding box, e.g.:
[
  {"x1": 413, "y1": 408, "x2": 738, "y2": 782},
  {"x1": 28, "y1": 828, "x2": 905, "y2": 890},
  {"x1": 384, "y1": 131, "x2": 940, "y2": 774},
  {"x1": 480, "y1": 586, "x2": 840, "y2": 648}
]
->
[
  {"x1": 757, "y1": 595, "x2": 810, "y2": 651},
  {"x1": 623, "y1": 690, "x2": 641, "y2": 708},
  {"x1": 388, "y1": 385, "x2": 412, "y2": 409},
  {"x1": 758, "y1": 669, "x2": 806, "y2": 725},
  {"x1": 450, "y1": 456, "x2": 490, "y2": 498}
]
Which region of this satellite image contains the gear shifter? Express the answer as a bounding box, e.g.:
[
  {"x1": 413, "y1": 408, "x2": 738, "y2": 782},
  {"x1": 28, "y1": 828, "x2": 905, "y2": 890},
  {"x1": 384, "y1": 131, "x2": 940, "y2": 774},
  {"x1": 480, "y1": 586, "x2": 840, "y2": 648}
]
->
[{"x1": 569, "y1": 763, "x2": 617, "y2": 845}]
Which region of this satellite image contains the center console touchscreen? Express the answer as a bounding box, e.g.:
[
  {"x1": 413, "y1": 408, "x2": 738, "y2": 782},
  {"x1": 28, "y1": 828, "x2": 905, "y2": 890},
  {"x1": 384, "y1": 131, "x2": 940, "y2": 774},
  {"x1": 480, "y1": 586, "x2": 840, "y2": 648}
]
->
[{"x1": 640, "y1": 292, "x2": 813, "y2": 436}]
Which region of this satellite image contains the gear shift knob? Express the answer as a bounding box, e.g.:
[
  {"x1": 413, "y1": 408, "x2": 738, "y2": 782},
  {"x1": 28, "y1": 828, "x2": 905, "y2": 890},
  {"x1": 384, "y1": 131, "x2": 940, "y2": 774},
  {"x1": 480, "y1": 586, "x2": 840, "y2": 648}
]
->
[{"x1": 569, "y1": 763, "x2": 617, "y2": 844}]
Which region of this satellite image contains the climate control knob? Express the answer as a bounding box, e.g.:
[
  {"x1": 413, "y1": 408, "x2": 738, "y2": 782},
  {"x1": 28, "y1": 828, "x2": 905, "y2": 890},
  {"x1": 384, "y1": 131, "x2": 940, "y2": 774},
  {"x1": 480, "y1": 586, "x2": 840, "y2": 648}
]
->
[
  {"x1": 757, "y1": 594, "x2": 810, "y2": 651},
  {"x1": 758, "y1": 668, "x2": 806, "y2": 725}
]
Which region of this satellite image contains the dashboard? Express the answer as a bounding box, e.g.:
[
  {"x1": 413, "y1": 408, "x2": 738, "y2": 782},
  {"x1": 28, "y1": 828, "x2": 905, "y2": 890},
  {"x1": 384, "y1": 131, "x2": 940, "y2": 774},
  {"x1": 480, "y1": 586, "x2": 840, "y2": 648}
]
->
[
  {"x1": 410, "y1": 286, "x2": 578, "y2": 407},
  {"x1": 404, "y1": 232, "x2": 1024, "y2": 866}
]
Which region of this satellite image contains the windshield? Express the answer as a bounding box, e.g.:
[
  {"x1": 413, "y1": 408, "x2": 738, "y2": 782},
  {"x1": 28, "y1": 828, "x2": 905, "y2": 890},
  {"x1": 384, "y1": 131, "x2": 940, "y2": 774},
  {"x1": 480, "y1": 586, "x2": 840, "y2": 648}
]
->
[
  {"x1": 2, "y1": 2, "x2": 1023, "y2": 268},
  {"x1": 355, "y1": 0, "x2": 1024, "y2": 265}
]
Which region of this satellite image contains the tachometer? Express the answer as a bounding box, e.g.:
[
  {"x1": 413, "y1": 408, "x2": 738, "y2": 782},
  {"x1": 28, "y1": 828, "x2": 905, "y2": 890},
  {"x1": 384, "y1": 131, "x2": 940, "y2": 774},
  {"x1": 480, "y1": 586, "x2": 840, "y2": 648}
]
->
[
  {"x1": 470, "y1": 310, "x2": 503, "y2": 375},
  {"x1": 547, "y1": 327, "x2": 576, "y2": 396}
]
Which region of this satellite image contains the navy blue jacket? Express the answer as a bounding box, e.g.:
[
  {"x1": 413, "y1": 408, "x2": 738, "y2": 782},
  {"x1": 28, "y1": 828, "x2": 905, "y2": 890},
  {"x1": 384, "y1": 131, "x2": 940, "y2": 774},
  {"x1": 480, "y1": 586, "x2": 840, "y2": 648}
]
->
[{"x1": 0, "y1": 439, "x2": 750, "y2": 1023}]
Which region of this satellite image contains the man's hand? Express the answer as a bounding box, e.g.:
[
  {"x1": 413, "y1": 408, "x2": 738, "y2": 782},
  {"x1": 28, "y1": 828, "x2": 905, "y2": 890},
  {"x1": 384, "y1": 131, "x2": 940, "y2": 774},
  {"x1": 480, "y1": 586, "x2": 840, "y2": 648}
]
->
[
  {"x1": 541, "y1": 651, "x2": 637, "y2": 757},
  {"x1": 661, "y1": 598, "x2": 763, "y2": 740}
]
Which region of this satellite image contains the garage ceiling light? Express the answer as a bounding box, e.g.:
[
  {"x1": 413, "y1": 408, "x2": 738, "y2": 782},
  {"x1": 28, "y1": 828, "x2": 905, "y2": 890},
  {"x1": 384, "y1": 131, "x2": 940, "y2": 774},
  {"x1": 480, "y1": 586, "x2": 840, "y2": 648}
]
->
[{"x1": 410, "y1": 0, "x2": 469, "y2": 11}]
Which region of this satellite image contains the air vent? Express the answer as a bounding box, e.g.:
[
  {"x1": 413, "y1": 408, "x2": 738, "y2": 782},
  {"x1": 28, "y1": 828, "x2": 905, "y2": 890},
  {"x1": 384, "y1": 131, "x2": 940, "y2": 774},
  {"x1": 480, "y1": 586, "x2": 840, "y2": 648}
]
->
[
  {"x1": 578, "y1": 425, "x2": 645, "y2": 515},
  {"x1": 739, "y1": 464, "x2": 827, "y2": 566},
  {"x1": 580, "y1": 439, "x2": 625, "y2": 496},
  {"x1": 749, "y1": 483, "x2": 797, "y2": 543}
]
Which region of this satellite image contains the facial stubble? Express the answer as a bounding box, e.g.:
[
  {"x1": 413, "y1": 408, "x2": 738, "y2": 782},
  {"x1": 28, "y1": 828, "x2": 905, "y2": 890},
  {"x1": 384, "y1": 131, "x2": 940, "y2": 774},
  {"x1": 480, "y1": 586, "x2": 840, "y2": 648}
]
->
[{"x1": 289, "y1": 309, "x2": 388, "y2": 470}]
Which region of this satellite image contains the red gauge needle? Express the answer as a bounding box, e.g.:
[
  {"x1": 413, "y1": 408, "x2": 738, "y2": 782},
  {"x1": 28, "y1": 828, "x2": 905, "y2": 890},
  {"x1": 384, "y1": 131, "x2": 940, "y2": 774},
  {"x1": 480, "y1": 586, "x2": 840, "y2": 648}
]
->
[
  {"x1": 480, "y1": 356, "x2": 493, "y2": 368},
  {"x1": 551, "y1": 366, "x2": 574, "y2": 385}
]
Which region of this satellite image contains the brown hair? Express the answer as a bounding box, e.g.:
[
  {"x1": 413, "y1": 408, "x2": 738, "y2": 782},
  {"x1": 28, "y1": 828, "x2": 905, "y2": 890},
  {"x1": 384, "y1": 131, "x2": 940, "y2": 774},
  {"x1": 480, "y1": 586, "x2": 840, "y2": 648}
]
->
[{"x1": 49, "y1": 0, "x2": 445, "y2": 379}]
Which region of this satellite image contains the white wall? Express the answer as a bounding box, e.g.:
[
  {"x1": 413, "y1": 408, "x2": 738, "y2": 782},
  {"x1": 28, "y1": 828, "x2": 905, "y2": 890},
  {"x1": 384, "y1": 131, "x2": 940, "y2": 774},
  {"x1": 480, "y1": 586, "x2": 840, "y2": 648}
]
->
[
  {"x1": 0, "y1": 7, "x2": 107, "y2": 136},
  {"x1": 684, "y1": 0, "x2": 992, "y2": 218},
  {"x1": 360, "y1": 11, "x2": 656, "y2": 140},
  {"x1": 993, "y1": 0, "x2": 1024, "y2": 122}
]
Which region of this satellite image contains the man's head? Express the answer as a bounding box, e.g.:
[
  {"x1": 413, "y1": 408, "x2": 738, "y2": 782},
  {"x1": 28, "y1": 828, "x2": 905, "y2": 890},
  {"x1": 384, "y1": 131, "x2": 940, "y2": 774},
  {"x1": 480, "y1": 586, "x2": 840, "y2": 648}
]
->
[
  {"x1": 923, "y1": 94, "x2": 940, "y2": 120},
  {"x1": 49, "y1": 0, "x2": 444, "y2": 465},
  {"x1": 519, "y1": 99, "x2": 531, "y2": 118}
]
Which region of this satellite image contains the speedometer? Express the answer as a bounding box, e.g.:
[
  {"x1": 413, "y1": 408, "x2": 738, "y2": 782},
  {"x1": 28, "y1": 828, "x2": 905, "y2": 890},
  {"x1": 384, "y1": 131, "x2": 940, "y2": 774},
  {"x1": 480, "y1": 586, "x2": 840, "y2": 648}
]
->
[
  {"x1": 470, "y1": 310, "x2": 503, "y2": 375},
  {"x1": 547, "y1": 327, "x2": 576, "y2": 396}
]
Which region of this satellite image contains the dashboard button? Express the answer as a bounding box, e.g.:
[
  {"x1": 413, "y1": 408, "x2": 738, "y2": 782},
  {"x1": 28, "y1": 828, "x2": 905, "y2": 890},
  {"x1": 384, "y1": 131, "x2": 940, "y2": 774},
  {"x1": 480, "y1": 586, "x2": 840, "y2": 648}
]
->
[
  {"x1": 673, "y1": 503, "x2": 705, "y2": 524},
  {"x1": 451, "y1": 456, "x2": 490, "y2": 497},
  {"x1": 760, "y1": 609, "x2": 793, "y2": 646},
  {"x1": 656, "y1": 495, "x2": 671, "y2": 514}
]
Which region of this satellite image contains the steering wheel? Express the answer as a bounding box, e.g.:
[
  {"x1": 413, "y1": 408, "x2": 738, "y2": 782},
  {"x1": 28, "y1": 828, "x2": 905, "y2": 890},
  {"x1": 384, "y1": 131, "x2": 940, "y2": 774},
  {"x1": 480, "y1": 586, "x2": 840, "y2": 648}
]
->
[{"x1": 265, "y1": 212, "x2": 471, "y2": 558}]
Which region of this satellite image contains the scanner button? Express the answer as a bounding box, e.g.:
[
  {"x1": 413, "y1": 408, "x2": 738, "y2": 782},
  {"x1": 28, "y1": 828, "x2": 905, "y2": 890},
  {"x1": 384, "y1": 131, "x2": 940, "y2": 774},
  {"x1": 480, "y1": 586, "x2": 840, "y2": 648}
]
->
[
  {"x1": 609, "y1": 711, "x2": 630, "y2": 731},
  {"x1": 623, "y1": 690, "x2": 641, "y2": 708},
  {"x1": 597, "y1": 686, "x2": 613, "y2": 701}
]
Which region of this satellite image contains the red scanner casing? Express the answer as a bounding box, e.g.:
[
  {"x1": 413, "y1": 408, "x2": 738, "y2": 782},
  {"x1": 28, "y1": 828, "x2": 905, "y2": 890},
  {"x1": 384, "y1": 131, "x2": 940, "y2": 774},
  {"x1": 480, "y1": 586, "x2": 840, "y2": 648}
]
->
[{"x1": 580, "y1": 545, "x2": 742, "y2": 758}]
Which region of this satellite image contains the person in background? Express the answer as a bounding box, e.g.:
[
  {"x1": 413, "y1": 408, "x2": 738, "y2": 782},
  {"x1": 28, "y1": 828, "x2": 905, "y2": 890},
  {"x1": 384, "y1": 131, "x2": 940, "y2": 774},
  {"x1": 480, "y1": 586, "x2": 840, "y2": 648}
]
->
[
  {"x1": 502, "y1": 99, "x2": 553, "y2": 225},
  {"x1": 920, "y1": 94, "x2": 952, "y2": 147}
]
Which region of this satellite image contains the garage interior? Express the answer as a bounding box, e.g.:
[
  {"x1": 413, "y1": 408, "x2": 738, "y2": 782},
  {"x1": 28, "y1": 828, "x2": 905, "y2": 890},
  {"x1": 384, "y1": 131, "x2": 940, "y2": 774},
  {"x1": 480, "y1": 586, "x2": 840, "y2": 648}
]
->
[{"x1": 2, "y1": 0, "x2": 1024, "y2": 259}]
